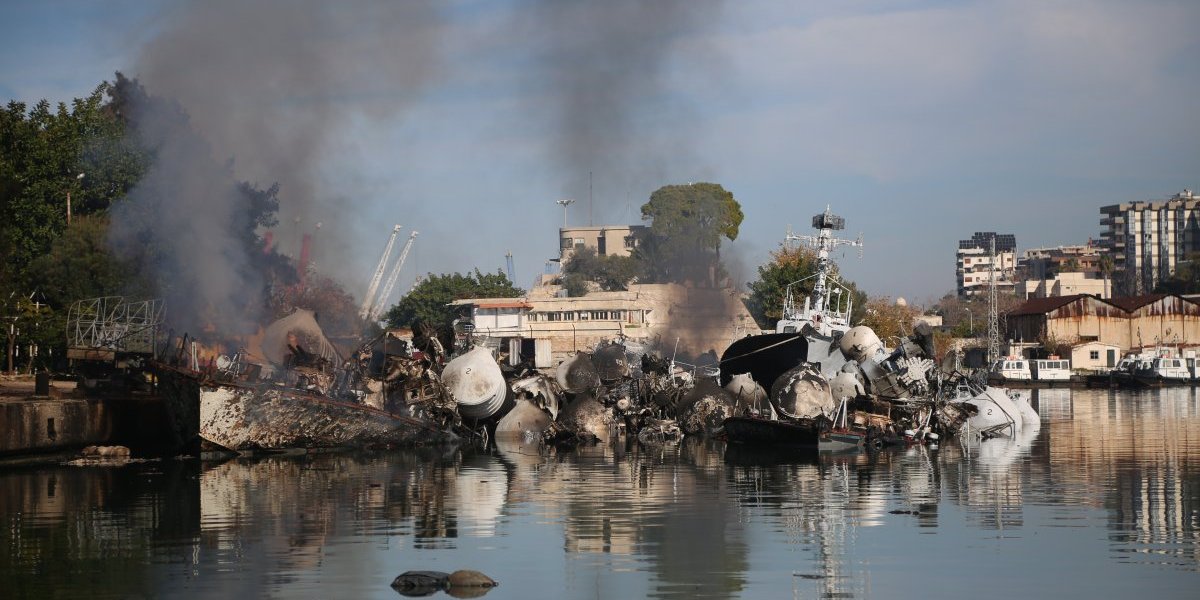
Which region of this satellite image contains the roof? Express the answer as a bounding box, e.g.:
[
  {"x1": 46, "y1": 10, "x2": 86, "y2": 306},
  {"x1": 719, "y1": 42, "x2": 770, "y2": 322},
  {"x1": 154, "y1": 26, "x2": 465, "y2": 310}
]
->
[
  {"x1": 1105, "y1": 294, "x2": 1169, "y2": 311},
  {"x1": 1008, "y1": 294, "x2": 1091, "y2": 316},
  {"x1": 449, "y1": 297, "x2": 531, "y2": 308}
]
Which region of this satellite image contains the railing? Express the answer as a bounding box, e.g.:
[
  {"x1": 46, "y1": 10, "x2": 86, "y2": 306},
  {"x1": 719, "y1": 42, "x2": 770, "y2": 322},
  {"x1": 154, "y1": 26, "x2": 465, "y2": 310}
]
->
[{"x1": 67, "y1": 296, "x2": 165, "y2": 355}]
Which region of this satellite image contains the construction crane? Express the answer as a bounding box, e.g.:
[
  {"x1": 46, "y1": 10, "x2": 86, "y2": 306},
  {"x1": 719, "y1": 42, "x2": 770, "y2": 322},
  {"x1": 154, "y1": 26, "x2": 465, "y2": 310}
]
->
[
  {"x1": 359, "y1": 225, "x2": 402, "y2": 320},
  {"x1": 369, "y1": 231, "x2": 418, "y2": 322}
]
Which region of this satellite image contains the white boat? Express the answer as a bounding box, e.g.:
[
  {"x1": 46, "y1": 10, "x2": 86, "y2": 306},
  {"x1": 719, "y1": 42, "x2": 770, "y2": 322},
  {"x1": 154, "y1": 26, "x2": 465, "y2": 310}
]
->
[
  {"x1": 1133, "y1": 354, "x2": 1190, "y2": 384},
  {"x1": 1032, "y1": 358, "x2": 1071, "y2": 381},
  {"x1": 990, "y1": 358, "x2": 1032, "y2": 381}
]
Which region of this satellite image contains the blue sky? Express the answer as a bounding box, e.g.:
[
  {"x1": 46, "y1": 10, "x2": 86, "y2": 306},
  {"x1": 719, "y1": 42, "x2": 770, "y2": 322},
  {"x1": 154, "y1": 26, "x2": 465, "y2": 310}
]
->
[{"x1": 3, "y1": 0, "x2": 1198, "y2": 305}]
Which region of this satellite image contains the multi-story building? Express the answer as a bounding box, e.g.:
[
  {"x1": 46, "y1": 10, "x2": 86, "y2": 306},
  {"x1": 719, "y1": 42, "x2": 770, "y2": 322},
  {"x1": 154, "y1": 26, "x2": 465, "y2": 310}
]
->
[
  {"x1": 956, "y1": 232, "x2": 1016, "y2": 298},
  {"x1": 1100, "y1": 189, "x2": 1200, "y2": 295},
  {"x1": 559, "y1": 225, "x2": 646, "y2": 263},
  {"x1": 1015, "y1": 242, "x2": 1112, "y2": 299}
]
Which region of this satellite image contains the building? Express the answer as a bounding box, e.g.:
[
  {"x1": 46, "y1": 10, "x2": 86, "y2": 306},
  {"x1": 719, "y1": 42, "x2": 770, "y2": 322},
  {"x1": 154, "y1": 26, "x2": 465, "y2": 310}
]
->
[
  {"x1": 1070, "y1": 341, "x2": 1122, "y2": 371},
  {"x1": 1015, "y1": 242, "x2": 1112, "y2": 299},
  {"x1": 559, "y1": 225, "x2": 646, "y2": 263},
  {"x1": 1016, "y1": 271, "x2": 1111, "y2": 299},
  {"x1": 451, "y1": 283, "x2": 760, "y2": 367},
  {"x1": 956, "y1": 232, "x2": 1017, "y2": 298},
  {"x1": 1099, "y1": 189, "x2": 1200, "y2": 295},
  {"x1": 1006, "y1": 293, "x2": 1200, "y2": 354}
]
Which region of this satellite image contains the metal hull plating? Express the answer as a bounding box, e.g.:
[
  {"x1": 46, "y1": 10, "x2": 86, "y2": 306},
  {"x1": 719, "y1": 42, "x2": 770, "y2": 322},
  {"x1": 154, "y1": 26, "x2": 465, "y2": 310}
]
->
[{"x1": 200, "y1": 384, "x2": 458, "y2": 451}]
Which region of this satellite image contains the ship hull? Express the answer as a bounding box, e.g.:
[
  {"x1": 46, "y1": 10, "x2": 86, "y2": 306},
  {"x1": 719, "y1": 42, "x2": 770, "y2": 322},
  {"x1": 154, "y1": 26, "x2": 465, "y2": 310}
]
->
[{"x1": 199, "y1": 383, "x2": 458, "y2": 451}]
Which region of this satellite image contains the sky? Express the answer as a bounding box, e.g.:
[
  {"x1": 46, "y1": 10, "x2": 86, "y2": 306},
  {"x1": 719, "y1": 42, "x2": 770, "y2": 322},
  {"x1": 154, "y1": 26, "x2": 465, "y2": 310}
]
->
[{"x1": 2, "y1": 0, "x2": 1197, "y2": 307}]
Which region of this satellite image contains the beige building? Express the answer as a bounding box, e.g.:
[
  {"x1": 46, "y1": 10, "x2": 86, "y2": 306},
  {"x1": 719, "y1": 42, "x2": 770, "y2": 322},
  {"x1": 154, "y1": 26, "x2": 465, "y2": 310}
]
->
[
  {"x1": 1100, "y1": 189, "x2": 1200, "y2": 295},
  {"x1": 452, "y1": 283, "x2": 760, "y2": 367},
  {"x1": 1016, "y1": 271, "x2": 1111, "y2": 300},
  {"x1": 1070, "y1": 341, "x2": 1122, "y2": 371},
  {"x1": 559, "y1": 225, "x2": 646, "y2": 262},
  {"x1": 1007, "y1": 293, "x2": 1200, "y2": 353}
]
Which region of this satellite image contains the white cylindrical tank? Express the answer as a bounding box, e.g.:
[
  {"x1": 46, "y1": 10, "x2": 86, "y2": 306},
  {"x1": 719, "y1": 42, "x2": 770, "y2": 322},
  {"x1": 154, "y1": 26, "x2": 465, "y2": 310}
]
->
[
  {"x1": 839, "y1": 326, "x2": 883, "y2": 363},
  {"x1": 442, "y1": 346, "x2": 507, "y2": 419}
]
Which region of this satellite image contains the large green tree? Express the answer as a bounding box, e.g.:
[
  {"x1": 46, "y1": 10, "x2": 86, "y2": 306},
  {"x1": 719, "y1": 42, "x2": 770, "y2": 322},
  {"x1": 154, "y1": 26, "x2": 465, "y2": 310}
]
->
[
  {"x1": 636, "y1": 182, "x2": 743, "y2": 285},
  {"x1": 745, "y1": 245, "x2": 867, "y2": 330},
  {"x1": 0, "y1": 83, "x2": 147, "y2": 277},
  {"x1": 384, "y1": 269, "x2": 523, "y2": 344}
]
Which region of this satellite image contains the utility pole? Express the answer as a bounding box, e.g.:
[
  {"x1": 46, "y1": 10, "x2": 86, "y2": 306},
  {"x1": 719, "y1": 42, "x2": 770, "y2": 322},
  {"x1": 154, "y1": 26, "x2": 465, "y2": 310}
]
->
[{"x1": 987, "y1": 236, "x2": 1001, "y2": 364}]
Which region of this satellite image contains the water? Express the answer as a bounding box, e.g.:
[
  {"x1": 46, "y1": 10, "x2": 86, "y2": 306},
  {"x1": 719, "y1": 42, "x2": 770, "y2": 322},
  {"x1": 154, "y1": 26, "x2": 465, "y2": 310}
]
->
[{"x1": 3, "y1": 388, "x2": 1199, "y2": 599}]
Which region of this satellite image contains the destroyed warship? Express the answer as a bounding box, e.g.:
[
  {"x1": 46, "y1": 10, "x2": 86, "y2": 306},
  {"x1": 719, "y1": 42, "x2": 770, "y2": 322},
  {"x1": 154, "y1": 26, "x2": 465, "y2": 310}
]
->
[{"x1": 717, "y1": 207, "x2": 1038, "y2": 449}]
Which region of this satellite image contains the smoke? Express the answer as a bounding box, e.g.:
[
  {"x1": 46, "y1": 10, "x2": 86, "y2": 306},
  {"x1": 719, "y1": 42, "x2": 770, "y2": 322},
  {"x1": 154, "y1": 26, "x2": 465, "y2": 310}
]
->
[
  {"x1": 521, "y1": 0, "x2": 726, "y2": 220},
  {"x1": 109, "y1": 1, "x2": 445, "y2": 334}
]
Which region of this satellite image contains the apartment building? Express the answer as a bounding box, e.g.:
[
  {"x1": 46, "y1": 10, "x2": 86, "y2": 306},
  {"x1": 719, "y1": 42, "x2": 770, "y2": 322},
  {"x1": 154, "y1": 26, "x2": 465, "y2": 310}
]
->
[
  {"x1": 1099, "y1": 189, "x2": 1200, "y2": 295},
  {"x1": 956, "y1": 232, "x2": 1017, "y2": 298}
]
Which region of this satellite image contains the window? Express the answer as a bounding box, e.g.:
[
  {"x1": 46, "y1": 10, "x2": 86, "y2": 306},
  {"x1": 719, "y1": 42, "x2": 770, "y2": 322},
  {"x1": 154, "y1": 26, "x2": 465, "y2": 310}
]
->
[
  {"x1": 579, "y1": 312, "x2": 590, "y2": 321},
  {"x1": 624, "y1": 235, "x2": 636, "y2": 249},
  {"x1": 573, "y1": 238, "x2": 586, "y2": 248},
  {"x1": 1089, "y1": 350, "x2": 1099, "y2": 360},
  {"x1": 561, "y1": 237, "x2": 573, "y2": 249}
]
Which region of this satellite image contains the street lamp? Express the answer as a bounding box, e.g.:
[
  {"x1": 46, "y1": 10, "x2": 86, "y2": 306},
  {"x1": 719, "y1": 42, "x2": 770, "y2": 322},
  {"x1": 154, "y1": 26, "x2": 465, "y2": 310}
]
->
[
  {"x1": 67, "y1": 172, "x2": 84, "y2": 225},
  {"x1": 555, "y1": 199, "x2": 575, "y2": 229}
]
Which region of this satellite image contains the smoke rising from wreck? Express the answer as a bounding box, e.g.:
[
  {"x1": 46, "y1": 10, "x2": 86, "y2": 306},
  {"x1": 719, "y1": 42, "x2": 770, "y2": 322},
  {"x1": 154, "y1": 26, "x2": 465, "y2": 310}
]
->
[
  {"x1": 523, "y1": 0, "x2": 725, "y2": 222},
  {"x1": 110, "y1": 1, "x2": 445, "y2": 334}
]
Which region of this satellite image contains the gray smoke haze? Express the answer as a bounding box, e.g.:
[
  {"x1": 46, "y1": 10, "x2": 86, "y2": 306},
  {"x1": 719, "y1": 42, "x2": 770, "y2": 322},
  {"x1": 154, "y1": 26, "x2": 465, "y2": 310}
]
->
[
  {"x1": 110, "y1": 1, "x2": 444, "y2": 334},
  {"x1": 521, "y1": 0, "x2": 726, "y2": 221}
]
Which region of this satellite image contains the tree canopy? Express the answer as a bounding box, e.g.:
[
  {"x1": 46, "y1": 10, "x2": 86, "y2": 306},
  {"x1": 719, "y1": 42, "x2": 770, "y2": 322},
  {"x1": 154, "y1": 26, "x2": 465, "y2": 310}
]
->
[
  {"x1": 636, "y1": 182, "x2": 743, "y2": 286},
  {"x1": 1154, "y1": 252, "x2": 1200, "y2": 294},
  {"x1": 561, "y1": 246, "x2": 640, "y2": 296},
  {"x1": 745, "y1": 245, "x2": 867, "y2": 330},
  {"x1": 385, "y1": 269, "x2": 523, "y2": 345}
]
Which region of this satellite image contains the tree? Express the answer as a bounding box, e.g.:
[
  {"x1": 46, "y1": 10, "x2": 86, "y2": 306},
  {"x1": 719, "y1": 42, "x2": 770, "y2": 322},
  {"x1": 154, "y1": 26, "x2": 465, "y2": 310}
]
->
[
  {"x1": 636, "y1": 182, "x2": 743, "y2": 286},
  {"x1": 859, "y1": 297, "x2": 921, "y2": 342},
  {"x1": 0, "y1": 83, "x2": 147, "y2": 276},
  {"x1": 384, "y1": 269, "x2": 523, "y2": 345},
  {"x1": 1155, "y1": 252, "x2": 1200, "y2": 294},
  {"x1": 561, "y1": 246, "x2": 640, "y2": 295},
  {"x1": 745, "y1": 245, "x2": 867, "y2": 329},
  {"x1": 1097, "y1": 252, "x2": 1115, "y2": 297}
]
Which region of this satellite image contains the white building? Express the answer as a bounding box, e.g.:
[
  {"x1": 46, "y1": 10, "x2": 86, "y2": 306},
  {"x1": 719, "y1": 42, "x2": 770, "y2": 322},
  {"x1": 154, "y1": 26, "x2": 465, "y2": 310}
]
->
[{"x1": 956, "y1": 232, "x2": 1017, "y2": 298}]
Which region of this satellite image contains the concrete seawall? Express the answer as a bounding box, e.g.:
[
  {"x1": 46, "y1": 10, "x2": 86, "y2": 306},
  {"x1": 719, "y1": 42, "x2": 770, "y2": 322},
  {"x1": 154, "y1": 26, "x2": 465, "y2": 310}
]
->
[{"x1": 0, "y1": 398, "x2": 111, "y2": 455}]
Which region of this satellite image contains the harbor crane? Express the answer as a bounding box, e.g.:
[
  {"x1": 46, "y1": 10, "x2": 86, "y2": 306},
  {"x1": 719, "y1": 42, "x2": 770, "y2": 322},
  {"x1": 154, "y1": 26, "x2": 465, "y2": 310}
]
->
[
  {"x1": 369, "y1": 231, "x2": 419, "y2": 322},
  {"x1": 359, "y1": 225, "x2": 402, "y2": 320}
]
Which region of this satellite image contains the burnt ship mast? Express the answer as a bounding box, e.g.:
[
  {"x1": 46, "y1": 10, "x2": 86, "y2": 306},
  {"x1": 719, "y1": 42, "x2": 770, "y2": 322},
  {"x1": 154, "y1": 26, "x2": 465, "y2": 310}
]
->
[{"x1": 778, "y1": 205, "x2": 863, "y2": 336}]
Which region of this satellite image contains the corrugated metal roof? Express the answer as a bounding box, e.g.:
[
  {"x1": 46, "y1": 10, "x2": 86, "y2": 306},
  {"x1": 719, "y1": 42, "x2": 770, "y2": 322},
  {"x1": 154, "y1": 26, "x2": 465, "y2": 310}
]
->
[
  {"x1": 1106, "y1": 294, "x2": 1169, "y2": 311},
  {"x1": 1008, "y1": 294, "x2": 1090, "y2": 316}
]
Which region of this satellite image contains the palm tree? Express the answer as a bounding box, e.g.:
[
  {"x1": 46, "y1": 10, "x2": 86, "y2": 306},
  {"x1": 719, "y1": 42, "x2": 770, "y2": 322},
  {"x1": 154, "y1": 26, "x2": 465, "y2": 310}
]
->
[{"x1": 1098, "y1": 253, "x2": 1115, "y2": 298}]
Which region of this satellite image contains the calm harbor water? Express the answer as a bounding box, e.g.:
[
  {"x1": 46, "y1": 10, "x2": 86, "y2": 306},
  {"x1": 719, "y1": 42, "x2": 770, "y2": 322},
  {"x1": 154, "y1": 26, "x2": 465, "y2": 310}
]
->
[{"x1": 3, "y1": 388, "x2": 1199, "y2": 599}]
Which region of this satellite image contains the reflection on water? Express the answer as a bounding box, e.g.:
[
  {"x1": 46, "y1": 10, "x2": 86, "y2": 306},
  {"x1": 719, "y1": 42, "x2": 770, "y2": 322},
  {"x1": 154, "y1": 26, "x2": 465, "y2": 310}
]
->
[{"x1": 2, "y1": 389, "x2": 1199, "y2": 599}]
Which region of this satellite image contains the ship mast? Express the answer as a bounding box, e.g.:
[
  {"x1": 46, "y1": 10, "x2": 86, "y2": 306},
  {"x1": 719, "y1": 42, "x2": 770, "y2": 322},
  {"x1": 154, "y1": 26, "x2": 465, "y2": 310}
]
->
[{"x1": 785, "y1": 206, "x2": 863, "y2": 315}]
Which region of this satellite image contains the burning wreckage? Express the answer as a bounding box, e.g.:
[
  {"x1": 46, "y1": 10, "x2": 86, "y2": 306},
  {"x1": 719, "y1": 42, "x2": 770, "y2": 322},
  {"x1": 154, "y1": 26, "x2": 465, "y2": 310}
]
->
[{"x1": 149, "y1": 207, "x2": 1034, "y2": 455}]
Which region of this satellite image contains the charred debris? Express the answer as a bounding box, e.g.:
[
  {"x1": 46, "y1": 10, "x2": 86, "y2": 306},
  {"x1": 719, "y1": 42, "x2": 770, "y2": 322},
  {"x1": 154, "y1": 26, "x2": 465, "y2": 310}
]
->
[{"x1": 76, "y1": 208, "x2": 1034, "y2": 455}]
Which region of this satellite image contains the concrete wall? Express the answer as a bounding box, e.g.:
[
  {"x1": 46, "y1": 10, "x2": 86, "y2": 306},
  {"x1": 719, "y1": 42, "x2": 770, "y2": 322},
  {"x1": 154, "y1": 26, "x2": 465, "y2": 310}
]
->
[{"x1": 0, "y1": 398, "x2": 110, "y2": 455}]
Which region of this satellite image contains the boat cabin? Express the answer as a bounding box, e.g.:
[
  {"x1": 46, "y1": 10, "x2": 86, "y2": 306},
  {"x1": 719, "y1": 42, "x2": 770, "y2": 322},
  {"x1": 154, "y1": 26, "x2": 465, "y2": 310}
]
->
[
  {"x1": 992, "y1": 358, "x2": 1032, "y2": 381},
  {"x1": 1032, "y1": 358, "x2": 1071, "y2": 381}
]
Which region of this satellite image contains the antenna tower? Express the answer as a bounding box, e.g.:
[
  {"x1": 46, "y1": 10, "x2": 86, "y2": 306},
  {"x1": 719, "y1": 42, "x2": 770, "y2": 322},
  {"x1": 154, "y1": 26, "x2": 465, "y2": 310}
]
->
[
  {"x1": 505, "y1": 251, "x2": 515, "y2": 282},
  {"x1": 987, "y1": 236, "x2": 1001, "y2": 364},
  {"x1": 785, "y1": 206, "x2": 863, "y2": 314}
]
